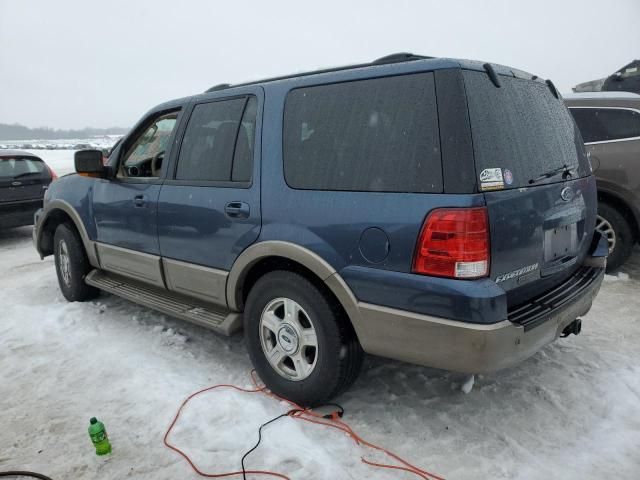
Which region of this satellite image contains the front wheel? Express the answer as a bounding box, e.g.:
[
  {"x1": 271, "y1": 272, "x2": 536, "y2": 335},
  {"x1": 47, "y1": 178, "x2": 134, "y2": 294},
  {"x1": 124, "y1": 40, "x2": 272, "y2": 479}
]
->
[
  {"x1": 244, "y1": 270, "x2": 363, "y2": 406},
  {"x1": 53, "y1": 223, "x2": 99, "y2": 302}
]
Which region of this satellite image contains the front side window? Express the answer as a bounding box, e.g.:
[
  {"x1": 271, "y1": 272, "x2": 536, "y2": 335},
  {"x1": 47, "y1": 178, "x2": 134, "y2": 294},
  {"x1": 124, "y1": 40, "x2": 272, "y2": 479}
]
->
[
  {"x1": 176, "y1": 96, "x2": 257, "y2": 183},
  {"x1": 570, "y1": 107, "x2": 640, "y2": 143},
  {"x1": 283, "y1": 73, "x2": 442, "y2": 193},
  {"x1": 120, "y1": 112, "x2": 179, "y2": 178}
]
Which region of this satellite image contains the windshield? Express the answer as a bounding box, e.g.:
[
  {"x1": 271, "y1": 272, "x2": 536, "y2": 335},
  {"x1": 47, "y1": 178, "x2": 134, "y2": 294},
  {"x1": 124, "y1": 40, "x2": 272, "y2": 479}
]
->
[
  {"x1": 0, "y1": 157, "x2": 46, "y2": 180},
  {"x1": 463, "y1": 70, "x2": 589, "y2": 190}
]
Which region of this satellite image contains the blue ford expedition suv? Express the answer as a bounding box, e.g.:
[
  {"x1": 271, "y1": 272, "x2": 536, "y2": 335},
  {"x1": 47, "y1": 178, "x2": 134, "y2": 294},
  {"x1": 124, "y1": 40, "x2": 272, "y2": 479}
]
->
[{"x1": 33, "y1": 54, "x2": 607, "y2": 405}]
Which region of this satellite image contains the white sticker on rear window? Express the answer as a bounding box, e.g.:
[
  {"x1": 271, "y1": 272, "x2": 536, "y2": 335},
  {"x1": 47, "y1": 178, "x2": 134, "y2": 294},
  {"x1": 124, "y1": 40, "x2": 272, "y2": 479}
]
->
[{"x1": 479, "y1": 168, "x2": 504, "y2": 191}]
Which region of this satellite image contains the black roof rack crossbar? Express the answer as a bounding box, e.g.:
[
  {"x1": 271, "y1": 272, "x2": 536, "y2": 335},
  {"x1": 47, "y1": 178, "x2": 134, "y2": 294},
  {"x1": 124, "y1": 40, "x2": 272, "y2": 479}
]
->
[{"x1": 204, "y1": 52, "x2": 434, "y2": 93}]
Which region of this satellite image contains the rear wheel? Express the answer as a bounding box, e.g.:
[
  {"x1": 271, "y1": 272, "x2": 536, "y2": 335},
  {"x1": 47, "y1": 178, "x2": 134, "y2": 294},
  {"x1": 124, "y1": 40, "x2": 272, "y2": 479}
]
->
[
  {"x1": 596, "y1": 202, "x2": 635, "y2": 272},
  {"x1": 244, "y1": 270, "x2": 363, "y2": 406},
  {"x1": 53, "y1": 223, "x2": 99, "y2": 302}
]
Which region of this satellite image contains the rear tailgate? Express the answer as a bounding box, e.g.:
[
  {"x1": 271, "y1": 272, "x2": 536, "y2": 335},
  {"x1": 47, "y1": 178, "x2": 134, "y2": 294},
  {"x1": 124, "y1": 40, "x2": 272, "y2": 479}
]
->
[{"x1": 463, "y1": 69, "x2": 597, "y2": 307}]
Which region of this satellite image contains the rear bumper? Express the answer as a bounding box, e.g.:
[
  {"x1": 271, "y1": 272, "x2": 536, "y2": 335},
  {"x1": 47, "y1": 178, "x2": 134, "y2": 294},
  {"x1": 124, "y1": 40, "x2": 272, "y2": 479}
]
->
[
  {"x1": 0, "y1": 204, "x2": 40, "y2": 229},
  {"x1": 355, "y1": 264, "x2": 605, "y2": 374}
]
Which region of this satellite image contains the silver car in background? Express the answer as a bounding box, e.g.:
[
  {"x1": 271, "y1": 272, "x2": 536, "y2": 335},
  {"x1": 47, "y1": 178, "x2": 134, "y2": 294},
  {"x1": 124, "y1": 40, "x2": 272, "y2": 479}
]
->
[{"x1": 565, "y1": 92, "x2": 640, "y2": 270}]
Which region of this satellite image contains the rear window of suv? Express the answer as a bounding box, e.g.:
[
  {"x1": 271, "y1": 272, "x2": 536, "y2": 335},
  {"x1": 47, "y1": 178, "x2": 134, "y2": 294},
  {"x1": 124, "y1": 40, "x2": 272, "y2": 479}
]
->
[
  {"x1": 463, "y1": 70, "x2": 589, "y2": 190},
  {"x1": 283, "y1": 73, "x2": 442, "y2": 193},
  {"x1": 0, "y1": 157, "x2": 45, "y2": 179}
]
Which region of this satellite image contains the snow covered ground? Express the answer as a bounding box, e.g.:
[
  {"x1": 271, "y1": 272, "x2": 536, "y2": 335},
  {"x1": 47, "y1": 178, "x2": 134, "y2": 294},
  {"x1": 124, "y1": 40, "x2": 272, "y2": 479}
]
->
[
  {"x1": 1, "y1": 153, "x2": 639, "y2": 479},
  {"x1": 2, "y1": 234, "x2": 639, "y2": 480},
  {"x1": 22, "y1": 149, "x2": 79, "y2": 177},
  {"x1": 0, "y1": 136, "x2": 120, "y2": 153}
]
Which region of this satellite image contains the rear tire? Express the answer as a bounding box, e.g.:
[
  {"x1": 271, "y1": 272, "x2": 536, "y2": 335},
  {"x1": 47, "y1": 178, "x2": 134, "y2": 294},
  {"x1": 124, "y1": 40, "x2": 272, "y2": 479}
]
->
[
  {"x1": 53, "y1": 223, "x2": 99, "y2": 302},
  {"x1": 244, "y1": 270, "x2": 363, "y2": 406},
  {"x1": 596, "y1": 202, "x2": 635, "y2": 272}
]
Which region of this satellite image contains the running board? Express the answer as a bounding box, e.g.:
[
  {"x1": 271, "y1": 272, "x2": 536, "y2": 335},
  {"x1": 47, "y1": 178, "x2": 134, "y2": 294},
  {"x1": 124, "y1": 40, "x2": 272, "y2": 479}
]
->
[{"x1": 85, "y1": 269, "x2": 241, "y2": 336}]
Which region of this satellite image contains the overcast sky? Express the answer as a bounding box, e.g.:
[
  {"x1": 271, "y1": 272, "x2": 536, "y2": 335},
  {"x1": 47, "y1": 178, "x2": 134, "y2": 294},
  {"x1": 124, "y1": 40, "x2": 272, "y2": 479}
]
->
[{"x1": 1, "y1": 0, "x2": 639, "y2": 130}]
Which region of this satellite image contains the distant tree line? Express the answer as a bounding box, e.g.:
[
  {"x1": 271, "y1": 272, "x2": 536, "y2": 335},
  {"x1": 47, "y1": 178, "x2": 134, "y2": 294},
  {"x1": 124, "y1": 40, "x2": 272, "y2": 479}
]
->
[{"x1": 0, "y1": 123, "x2": 129, "y2": 140}]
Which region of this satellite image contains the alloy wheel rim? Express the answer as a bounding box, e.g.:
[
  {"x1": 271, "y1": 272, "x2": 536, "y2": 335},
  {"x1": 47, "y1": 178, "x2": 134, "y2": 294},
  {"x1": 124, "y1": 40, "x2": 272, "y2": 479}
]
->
[
  {"x1": 259, "y1": 297, "x2": 318, "y2": 381},
  {"x1": 58, "y1": 239, "x2": 71, "y2": 286},
  {"x1": 595, "y1": 214, "x2": 616, "y2": 254}
]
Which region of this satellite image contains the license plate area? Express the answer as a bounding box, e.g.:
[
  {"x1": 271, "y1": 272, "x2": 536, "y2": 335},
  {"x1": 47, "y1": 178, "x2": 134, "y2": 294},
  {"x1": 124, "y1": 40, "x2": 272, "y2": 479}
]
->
[{"x1": 544, "y1": 223, "x2": 578, "y2": 262}]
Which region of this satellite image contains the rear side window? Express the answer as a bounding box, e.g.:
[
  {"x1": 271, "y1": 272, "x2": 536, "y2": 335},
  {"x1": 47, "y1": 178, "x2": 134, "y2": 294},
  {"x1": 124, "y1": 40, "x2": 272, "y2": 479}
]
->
[
  {"x1": 463, "y1": 70, "x2": 588, "y2": 190},
  {"x1": 0, "y1": 157, "x2": 45, "y2": 179},
  {"x1": 283, "y1": 73, "x2": 442, "y2": 193},
  {"x1": 176, "y1": 96, "x2": 257, "y2": 182},
  {"x1": 569, "y1": 107, "x2": 640, "y2": 143}
]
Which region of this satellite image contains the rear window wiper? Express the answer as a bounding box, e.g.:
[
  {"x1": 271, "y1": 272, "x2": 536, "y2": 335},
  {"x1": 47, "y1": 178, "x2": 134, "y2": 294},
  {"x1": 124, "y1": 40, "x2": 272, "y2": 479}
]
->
[
  {"x1": 528, "y1": 164, "x2": 576, "y2": 185},
  {"x1": 12, "y1": 171, "x2": 42, "y2": 179}
]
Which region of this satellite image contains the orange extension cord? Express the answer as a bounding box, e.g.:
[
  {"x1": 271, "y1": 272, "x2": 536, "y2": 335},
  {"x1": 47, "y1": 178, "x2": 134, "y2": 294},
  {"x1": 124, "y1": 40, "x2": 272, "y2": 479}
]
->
[{"x1": 163, "y1": 371, "x2": 445, "y2": 480}]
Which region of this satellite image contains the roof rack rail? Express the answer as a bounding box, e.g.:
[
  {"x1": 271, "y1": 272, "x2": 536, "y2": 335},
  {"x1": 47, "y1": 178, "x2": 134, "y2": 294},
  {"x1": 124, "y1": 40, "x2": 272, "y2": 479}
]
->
[
  {"x1": 206, "y1": 83, "x2": 232, "y2": 93},
  {"x1": 372, "y1": 52, "x2": 432, "y2": 64},
  {"x1": 203, "y1": 53, "x2": 433, "y2": 93}
]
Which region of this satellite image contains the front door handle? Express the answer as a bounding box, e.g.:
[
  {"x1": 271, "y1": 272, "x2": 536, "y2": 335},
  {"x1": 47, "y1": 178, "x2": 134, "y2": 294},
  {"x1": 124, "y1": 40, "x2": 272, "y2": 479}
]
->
[
  {"x1": 225, "y1": 201, "x2": 250, "y2": 219},
  {"x1": 133, "y1": 194, "x2": 147, "y2": 207}
]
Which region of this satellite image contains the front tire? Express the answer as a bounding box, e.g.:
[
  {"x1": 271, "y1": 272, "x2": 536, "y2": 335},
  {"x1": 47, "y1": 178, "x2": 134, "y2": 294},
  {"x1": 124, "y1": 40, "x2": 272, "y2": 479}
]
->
[
  {"x1": 244, "y1": 270, "x2": 363, "y2": 406},
  {"x1": 53, "y1": 223, "x2": 99, "y2": 302},
  {"x1": 596, "y1": 202, "x2": 635, "y2": 272}
]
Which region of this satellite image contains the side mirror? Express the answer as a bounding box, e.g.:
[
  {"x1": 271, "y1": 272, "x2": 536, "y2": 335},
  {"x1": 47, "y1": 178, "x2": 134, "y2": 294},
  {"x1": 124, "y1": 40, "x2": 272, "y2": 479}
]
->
[{"x1": 75, "y1": 149, "x2": 109, "y2": 177}]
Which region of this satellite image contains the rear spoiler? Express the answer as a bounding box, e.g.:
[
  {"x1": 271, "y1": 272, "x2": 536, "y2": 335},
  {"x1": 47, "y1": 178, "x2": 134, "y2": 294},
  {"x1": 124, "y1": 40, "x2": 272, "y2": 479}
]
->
[{"x1": 482, "y1": 62, "x2": 560, "y2": 100}]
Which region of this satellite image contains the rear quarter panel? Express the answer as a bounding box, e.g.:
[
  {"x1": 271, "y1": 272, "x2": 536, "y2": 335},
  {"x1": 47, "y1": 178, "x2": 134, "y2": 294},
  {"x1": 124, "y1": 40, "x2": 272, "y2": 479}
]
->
[
  {"x1": 259, "y1": 67, "x2": 483, "y2": 274},
  {"x1": 258, "y1": 68, "x2": 508, "y2": 323}
]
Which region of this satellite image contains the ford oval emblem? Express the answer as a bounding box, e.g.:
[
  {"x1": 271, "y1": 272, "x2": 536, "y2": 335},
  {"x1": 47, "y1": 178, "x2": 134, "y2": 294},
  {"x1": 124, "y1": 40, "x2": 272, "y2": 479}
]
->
[{"x1": 560, "y1": 187, "x2": 574, "y2": 202}]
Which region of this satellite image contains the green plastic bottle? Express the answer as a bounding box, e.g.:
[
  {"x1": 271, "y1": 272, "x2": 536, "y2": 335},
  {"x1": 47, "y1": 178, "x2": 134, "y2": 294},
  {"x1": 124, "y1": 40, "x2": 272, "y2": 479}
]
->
[{"x1": 88, "y1": 417, "x2": 112, "y2": 455}]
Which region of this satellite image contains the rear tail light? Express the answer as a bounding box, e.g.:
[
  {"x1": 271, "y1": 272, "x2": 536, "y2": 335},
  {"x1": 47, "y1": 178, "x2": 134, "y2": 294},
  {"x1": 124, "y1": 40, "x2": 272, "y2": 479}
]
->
[
  {"x1": 412, "y1": 207, "x2": 490, "y2": 279},
  {"x1": 47, "y1": 165, "x2": 58, "y2": 181}
]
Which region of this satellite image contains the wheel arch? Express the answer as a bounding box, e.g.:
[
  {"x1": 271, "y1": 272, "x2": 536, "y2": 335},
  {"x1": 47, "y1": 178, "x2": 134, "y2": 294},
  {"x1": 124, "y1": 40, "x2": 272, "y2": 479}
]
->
[
  {"x1": 598, "y1": 190, "x2": 640, "y2": 242},
  {"x1": 37, "y1": 200, "x2": 99, "y2": 267},
  {"x1": 227, "y1": 241, "x2": 363, "y2": 338}
]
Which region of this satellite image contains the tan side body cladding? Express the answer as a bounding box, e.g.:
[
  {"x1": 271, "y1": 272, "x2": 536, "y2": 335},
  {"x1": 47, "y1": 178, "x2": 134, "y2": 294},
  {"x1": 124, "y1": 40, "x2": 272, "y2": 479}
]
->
[{"x1": 35, "y1": 203, "x2": 605, "y2": 373}]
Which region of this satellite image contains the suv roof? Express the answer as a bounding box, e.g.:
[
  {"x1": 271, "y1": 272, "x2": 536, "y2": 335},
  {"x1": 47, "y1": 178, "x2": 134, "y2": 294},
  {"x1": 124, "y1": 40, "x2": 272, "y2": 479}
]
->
[
  {"x1": 202, "y1": 53, "x2": 541, "y2": 94},
  {"x1": 148, "y1": 54, "x2": 547, "y2": 118}
]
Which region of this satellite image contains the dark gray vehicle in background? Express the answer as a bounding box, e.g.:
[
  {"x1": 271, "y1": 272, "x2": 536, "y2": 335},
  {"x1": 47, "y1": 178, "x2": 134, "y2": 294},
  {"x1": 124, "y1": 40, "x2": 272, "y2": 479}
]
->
[
  {"x1": 1, "y1": 150, "x2": 56, "y2": 229},
  {"x1": 565, "y1": 92, "x2": 640, "y2": 270}
]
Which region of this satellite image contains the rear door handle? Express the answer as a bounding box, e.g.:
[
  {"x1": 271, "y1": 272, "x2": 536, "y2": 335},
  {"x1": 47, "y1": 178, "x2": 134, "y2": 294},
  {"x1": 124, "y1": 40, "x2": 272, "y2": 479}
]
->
[
  {"x1": 133, "y1": 194, "x2": 147, "y2": 207},
  {"x1": 224, "y1": 201, "x2": 250, "y2": 219}
]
